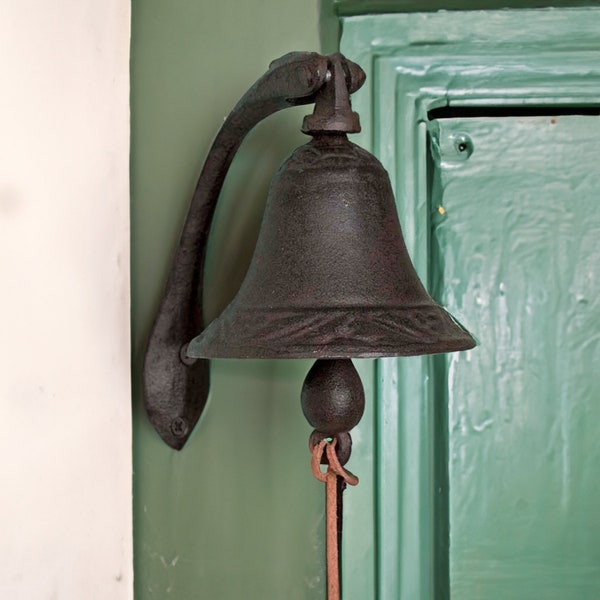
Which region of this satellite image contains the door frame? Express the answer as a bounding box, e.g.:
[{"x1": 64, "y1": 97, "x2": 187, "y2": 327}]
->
[{"x1": 337, "y1": 8, "x2": 600, "y2": 599}]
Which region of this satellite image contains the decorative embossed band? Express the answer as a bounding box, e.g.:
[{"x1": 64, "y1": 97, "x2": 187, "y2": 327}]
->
[{"x1": 188, "y1": 304, "x2": 475, "y2": 359}]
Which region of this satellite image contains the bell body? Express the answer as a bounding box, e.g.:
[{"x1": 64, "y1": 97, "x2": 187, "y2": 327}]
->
[{"x1": 188, "y1": 134, "x2": 475, "y2": 359}]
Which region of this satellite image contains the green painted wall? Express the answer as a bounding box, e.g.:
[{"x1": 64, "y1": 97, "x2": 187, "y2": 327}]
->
[{"x1": 130, "y1": 2, "x2": 335, "y2": 598}]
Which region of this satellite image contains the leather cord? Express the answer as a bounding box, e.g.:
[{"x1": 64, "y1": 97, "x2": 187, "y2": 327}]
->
[{"x1": 311, "y1": 438, "x2": 359, "y2": 600}]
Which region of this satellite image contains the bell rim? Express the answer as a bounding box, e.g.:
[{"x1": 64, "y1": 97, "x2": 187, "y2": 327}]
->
[
  {"x1": 187, "y1": 339, "x2": 476, "y2": 360},
  {"x1": 187, "y1": 304, "x2": 476, "y2": 360}
]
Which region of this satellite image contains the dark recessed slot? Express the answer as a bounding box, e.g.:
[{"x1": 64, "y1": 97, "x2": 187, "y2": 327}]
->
[{"x1": 428, "y1": 106, "x2": 600, "y2": 120}]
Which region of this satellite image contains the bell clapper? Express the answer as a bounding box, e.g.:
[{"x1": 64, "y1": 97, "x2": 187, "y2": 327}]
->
[{"x1": 302, "y1": 359, "x2": 364, "y2": 600}]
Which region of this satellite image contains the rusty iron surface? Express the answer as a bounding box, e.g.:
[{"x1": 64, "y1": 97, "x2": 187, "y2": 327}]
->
[
  {"x1": 188, "y1": 132, "x2": 475, "y2": 359},
  {"x1": 302, "y1": 359, "x2": 365, "y2": 435},
  {"x1": 144, "y1": 51, "x2": 475, "y2": 448}
]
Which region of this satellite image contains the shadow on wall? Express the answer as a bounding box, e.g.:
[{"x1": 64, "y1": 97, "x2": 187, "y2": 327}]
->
[{"x1": 204, "y1": 106, "x2": 313, "y2": 322}]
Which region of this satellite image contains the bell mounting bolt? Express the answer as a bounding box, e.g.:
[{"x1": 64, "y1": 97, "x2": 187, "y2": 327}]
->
[{"x1": 302, "y1": 53, "x2": 365, "y2": 135}]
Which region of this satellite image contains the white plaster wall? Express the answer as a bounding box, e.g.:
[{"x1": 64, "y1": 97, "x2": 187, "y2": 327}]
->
[{"x1": 0, "y1": 1, "x2": 132, "y2": 598}]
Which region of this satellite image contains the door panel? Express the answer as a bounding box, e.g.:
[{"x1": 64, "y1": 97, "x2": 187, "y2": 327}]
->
[{"x1": 430, "y1": 115, "x2": 600, "y2": 598}]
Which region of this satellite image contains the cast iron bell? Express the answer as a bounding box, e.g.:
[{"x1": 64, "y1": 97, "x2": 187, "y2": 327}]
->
[
  {"x1": 187, "y1": 57, "x2": 474, "y2": 360},
  {"x1": 144, "y1": 52, "x2": 475, "y2": 449},
  {"x1": 188, "y1": 132, "x2": 474, "y2": 359}
]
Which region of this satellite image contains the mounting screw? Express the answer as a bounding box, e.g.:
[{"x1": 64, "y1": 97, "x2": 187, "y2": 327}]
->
[
  {"x1": 179, "y1": 343, "x2": 197, "y2": 366},
  {"x1": 171, "y1": 417, "x2": 189, "y2": 438},
  {"x1": 450, "y1": 133, "x2": 473, "y2": 160}
]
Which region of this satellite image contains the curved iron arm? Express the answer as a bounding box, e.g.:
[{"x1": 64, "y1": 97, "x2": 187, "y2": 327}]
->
[
  {"x1": 143, "y1": 52, "x2": 367, "y2": 449},
  {"x1": 143, "y1": 53, "x2": 332, "y2": 449}
]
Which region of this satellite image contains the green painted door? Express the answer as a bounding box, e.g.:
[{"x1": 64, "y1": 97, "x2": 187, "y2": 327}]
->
[
  {"x1": 430, "y1": 114, "x2": 600, "y2": 598},
  {"x1": 341, "y1": 8, "x2": 600, "y2": 599}
]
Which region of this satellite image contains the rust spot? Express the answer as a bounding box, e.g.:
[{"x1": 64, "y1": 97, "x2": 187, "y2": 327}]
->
[{"x1": 551, "y1": 119, "x2": 557, "y2": 125}]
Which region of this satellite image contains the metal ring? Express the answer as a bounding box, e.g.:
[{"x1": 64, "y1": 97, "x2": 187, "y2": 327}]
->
[{"x1": 309, "y1": 430, "x2": 352, "y2": 466}]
